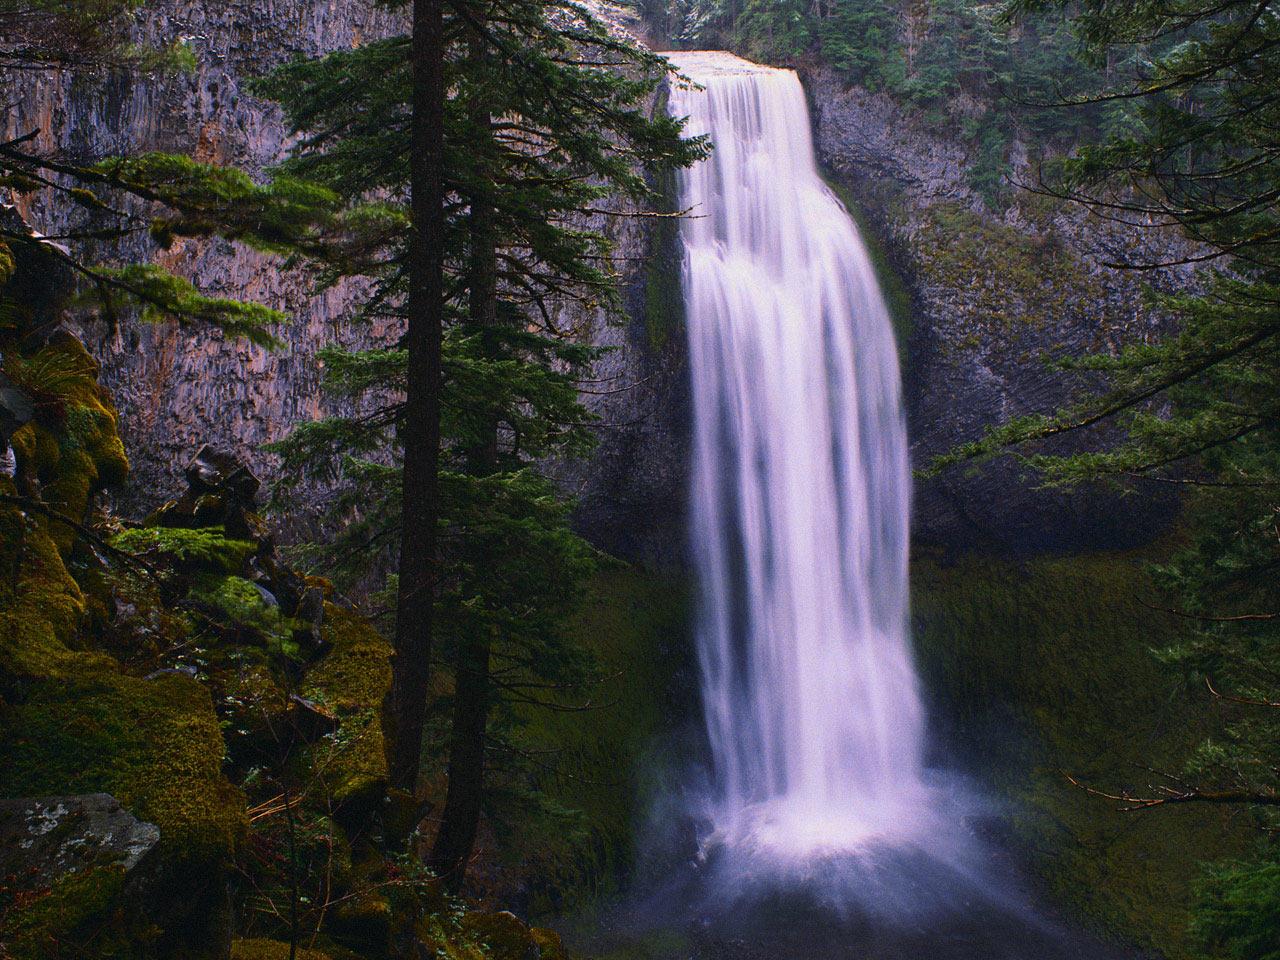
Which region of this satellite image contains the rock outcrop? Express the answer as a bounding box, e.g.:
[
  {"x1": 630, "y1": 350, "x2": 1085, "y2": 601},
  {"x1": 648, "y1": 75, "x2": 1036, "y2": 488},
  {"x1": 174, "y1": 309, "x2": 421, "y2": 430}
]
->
[
  {"x1": 806, "y1": 67, "x2": 1192, "y2": 552},
  {"x1": 0, "y1": 794, "x2": 161, "y2": 886},
  {"x1": 4, "y1": 0, "x2": 399, "y2": 514}
]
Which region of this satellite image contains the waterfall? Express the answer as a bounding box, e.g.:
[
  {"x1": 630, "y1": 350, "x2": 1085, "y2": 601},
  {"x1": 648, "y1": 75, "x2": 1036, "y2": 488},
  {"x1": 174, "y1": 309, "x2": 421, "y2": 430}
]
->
[{"x1": 668, "y1": 52, "x2": 930, "y2": 861}]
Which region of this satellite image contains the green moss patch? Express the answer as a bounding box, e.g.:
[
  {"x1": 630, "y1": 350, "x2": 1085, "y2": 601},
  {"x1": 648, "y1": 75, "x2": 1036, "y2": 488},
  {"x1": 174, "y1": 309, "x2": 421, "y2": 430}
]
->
[
  {"x1": 0, "y1": 488, "x2": 101, "y2": 678},
  {"x1": 513, "y1": 566, "x2": 692, "y2": 910},
  {"x1": 111, "y1": 526, "x2": 257, "y2": 574},
  {"x1": 912, "y1": 547, "x2": 1248, "y2": 957},
  {"x1": 6, "y1": 338, "x2": 128, "y2": 552},
  {"x1": 0, "y1": 864, "x2": 138, "y2": 960},
  {"x1": 231, "y1": 939, "x2": 332, "y2": 960},
  {"x1": 0, "y1": 671, "x2": 246, "y2": 872},
  {"x1": 913, "y1": 201, "x2": 1113, "y2": 350},
  {"x1": 299, "y1": 604, "x2": 393, "y2": 815}
]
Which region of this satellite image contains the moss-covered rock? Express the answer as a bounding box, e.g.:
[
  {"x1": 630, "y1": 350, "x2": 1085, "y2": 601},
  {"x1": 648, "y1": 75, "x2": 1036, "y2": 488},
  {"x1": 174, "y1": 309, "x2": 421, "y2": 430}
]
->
[
  {"x1": 0, "y1": 672, "x2": 246, "y2": 872},
  {"x1": 230, "y1": 939, "x2": 332, "y2": 960},
  {"x1": 110, "y1": 526, "x2": 258, "y2": 575},
  {"x1": 6, "y1": 336, "x2": 128, "y2": 552},
  {"x1": 328, "y1": 889, "x2": 393, "y2": 957},
  {"x1": 412, "y1": 908, "x2": 556, "y2": 960},
  {"x1": 0, "y1": 478, "x2": 108, "y2": 678},
  {"x1": 460, "y1": 911, "x2": 542, "y2": 960},
  {"x1": 528, "y1": 928, "x2": 567, "y2": 960},
  {"x1": 300, "y1": 604, "x2": 393, "y2": 818},
  {"x1": 0, "y1": 864, "x2": 141, "y2": 960}
]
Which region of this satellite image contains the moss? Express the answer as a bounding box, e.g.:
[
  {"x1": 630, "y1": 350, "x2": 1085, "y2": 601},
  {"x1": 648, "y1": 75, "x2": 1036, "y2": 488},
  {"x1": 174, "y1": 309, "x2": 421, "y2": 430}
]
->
[
  {"x1": 190, "y1": 573, "x2": 304, "y2": 653},
  {"x1": 586, "y1": 930, "x2": 693, "y2": 960},
  {"x1": 327, "y1": 889, "x2": 392, "y2": 957},
  {"x1": 0, "y1": 238, "x2": 14, "y2": 288},
  {"x1": 300, "y1": 604, "x2": 393, "y2": 816},
  {"x1": 0, "y1": 477, "x2": 117, "y2": 678},
  {"x1": 412, "y1": 909, "x2": 552, "y2": 960},
  {"x1": 230, "y1": 939, "x2": 332, "y2": 960},
  {"x1": 912, "y1": 547, "x2": 1249, "y2": 957},
  {"x1": 459, "y1": 911, "x2": 542, "y2": 960},
  {"x1": 913, "y1": 201, "x2": 1112, "y2": 352},
  {"x1": 7, "y1": 337, "x2": 128, "y2": 553},
  {"x1": 0, "y1": 864, "x2": 142, "y2": 960},
  {"x1": 0, "y1": 671, "x2": 246, "y2": 873},
  {"x1": 111, "y1": 526, "x2": 257, "y2": 574},
  {"x1": 529, "y1": 927, "x2": 568, "y2": 960},
  {"x1": 512, "y1": 566, "x2": 693, "y2": 910}
]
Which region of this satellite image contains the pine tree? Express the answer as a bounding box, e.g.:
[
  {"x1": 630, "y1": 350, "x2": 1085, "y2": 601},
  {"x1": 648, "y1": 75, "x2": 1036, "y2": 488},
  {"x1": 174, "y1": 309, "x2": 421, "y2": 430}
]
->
[
  {"x1": 939, "y1": 0, "x2": 1280, "y2": 949},
  {"x1": 260, "y1": 0, "x2": 705, "y2": 887}
]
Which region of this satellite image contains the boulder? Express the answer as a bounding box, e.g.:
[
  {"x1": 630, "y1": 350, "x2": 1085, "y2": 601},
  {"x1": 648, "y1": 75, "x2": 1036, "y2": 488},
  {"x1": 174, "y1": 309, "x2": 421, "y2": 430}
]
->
[{"x1": 0, "y1": 793, "x2": 160, "y2": 889}]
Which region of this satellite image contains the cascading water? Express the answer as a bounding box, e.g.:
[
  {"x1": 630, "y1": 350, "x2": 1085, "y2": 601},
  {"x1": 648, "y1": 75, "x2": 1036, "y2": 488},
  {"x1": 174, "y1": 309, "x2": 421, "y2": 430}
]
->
[
  {"x1": 579, "y1": 50, "x2": 1138, "y2": 960},
  {"x1": 668, "y1": 51, "x2": 931, "y2": 862}
]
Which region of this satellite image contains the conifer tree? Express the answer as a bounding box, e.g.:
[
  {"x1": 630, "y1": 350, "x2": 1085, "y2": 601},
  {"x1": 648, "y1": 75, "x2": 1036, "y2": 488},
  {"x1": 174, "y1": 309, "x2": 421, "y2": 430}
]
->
[
  {"x1": 386, "y1": 0, "x2": 446, "y2": 798},
  {"x1": 260, "y1": 0, "x2": 705, "y2": 886},
  {"x1": 939, "y1": 1, "x2": 1280, "y2": 948}
]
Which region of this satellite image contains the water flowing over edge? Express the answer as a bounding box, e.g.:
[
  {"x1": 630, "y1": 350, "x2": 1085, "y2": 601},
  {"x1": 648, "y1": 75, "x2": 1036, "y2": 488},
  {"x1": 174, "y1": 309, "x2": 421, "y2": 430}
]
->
[{"x1": 667, "y1": 51, "x2": 937, "y2": 867}]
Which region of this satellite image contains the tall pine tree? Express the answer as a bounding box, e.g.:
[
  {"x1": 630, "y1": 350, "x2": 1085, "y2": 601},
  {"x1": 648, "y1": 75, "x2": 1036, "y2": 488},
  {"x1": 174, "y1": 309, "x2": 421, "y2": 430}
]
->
[{"x1": 259, "y1": 0, "x2": 705, "y2": 887}]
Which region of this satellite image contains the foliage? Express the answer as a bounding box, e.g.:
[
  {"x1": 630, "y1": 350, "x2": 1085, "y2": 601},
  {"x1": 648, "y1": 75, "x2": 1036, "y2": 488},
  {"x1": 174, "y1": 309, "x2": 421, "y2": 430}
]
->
[
  {"x1": 0, "y1": 0, "x2": 143, "y2": 70},
  {"x1": 912, "y1": 548, "x2": 1246, "y2": 955},
  {"x1": 111, "y1": 526, "x2": 258, "y2": 573},
  {"x1": 0, "y1": 147, "x2": 335, "y2": 345},
  {"x1": 257, "y1": 0, "x2": 704, "y2": 885},
  {"x1": 934, "y1": 0, "x2": 1280, "y2": 947},
  {"x1": 654, "y1": 0, "x2": 1136, "y2": 203},
  {"x1": 1192, "y1": 852, "x2": 1280, "y2": 960}
]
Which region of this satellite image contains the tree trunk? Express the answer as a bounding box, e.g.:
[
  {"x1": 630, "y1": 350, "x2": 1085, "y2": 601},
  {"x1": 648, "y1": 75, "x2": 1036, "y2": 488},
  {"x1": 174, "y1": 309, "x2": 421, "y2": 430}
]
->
[
  {"x1": 428, "y1": 33, "x2": 499, "y2": 888},
  {"x1": 386, "y1": 0, "x2": 445, "y2": 795},
  {"x1": 427, "y1": 624, "x2": 493, "y2": 890}
]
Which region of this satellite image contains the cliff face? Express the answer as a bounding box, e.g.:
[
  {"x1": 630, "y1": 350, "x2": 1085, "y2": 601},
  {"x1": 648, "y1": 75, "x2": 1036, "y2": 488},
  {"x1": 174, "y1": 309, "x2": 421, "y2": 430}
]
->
[
  {"x1": 806, "y1": 67, "x2": 1193, "y2": 552},
  {"x1": 8, "y1": 3, "x2": 1191, "y2": 559},
  {"x1": 6, "y1": 0, "x2": 683, "y2": 559},
  {"x1": 5, "y1": 0, "x2": 398, "y2": 515}
]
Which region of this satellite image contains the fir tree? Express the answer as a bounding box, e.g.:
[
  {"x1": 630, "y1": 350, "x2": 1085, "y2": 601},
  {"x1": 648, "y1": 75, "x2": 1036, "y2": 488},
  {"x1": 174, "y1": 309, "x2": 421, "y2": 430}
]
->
[
  {"x1": 261, "y1": 0, "x2": 705, "y2": 887},
  {"x1": 939, "y1": 0, "x2": 1280, "y2": 948}
]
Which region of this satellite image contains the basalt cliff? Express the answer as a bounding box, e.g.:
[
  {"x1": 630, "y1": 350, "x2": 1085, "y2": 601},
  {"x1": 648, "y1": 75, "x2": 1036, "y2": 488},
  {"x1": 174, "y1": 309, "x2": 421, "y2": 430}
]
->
[{"x1": 7, "y1": 0, "x2": 1189, "y2": 559}]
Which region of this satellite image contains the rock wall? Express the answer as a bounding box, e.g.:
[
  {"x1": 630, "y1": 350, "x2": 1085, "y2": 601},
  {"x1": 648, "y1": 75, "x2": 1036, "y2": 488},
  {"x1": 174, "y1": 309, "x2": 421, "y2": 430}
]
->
[
  {"x1": 806, "y1": 67, "x2": 1194, "y2": 552},
  {"x1": 5, "y1": 0, "x2": 684, "y2": 562},
  {"x1": 4, "y1": 0, "x2": 398, "y2": 517},
  {"x1": 7, "y1": 2, "x2": 1196, "y2": 560}
]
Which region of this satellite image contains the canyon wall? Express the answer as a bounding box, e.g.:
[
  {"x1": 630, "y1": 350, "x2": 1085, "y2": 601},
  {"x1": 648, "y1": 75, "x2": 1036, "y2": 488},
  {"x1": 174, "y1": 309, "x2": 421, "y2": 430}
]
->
[
  {"x1": 806, "y1": 67, "x2": 1192, "y2": 552},
  {"x1": 7, "y1": 2, "x2": 1189, "y2": 559},
  {"x1": 5, "y1": 0, "x2": 397, "y2": 518}
]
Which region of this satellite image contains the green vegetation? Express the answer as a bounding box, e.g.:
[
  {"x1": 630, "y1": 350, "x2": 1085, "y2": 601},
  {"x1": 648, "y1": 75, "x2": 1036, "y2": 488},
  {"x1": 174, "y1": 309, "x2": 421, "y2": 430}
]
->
[
  {"x1": 0, "y1": 672, "x2": 247, "y2": 869},
  {"x1": 934, "y1": 0, "x2": 1280, "y2": 952},
  {"x1": 912, "y1": 547, "x2": 1248, "y2": 956},
  {"x1": 514, "y1": 567, "x2": 692, "y2": 909}
]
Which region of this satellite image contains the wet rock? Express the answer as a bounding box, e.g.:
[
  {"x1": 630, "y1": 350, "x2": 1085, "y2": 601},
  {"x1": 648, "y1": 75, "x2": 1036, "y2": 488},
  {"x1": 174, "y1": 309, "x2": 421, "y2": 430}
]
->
[
  {"x1": 185, "y1": 443, "x2": 261, "y2": 502},
  {"x1": 0, "y1": 793, "x2": 160, "y2": 890},
  {"x1": 0, "y1": 373, "x2": 35, "y2": 447},
  {"x1": 805, "y1": 65, "x2": 1189, "y2": 552}
]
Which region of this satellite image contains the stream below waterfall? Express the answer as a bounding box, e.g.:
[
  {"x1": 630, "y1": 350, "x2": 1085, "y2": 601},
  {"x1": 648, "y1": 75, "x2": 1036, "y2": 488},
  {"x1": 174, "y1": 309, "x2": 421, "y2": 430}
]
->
[{"x1": 567, "y1": 51, "x2": 1152, "y2": 960}]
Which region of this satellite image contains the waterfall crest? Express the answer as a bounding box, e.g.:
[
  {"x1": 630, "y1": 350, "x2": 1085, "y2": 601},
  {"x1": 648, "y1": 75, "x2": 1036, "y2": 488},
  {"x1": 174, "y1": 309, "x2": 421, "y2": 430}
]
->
[{"x1": 668, "y1": 51, "x2": 930, "y2": 860}]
